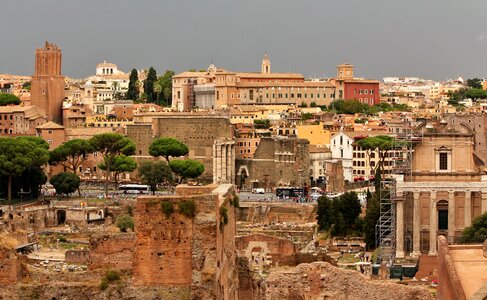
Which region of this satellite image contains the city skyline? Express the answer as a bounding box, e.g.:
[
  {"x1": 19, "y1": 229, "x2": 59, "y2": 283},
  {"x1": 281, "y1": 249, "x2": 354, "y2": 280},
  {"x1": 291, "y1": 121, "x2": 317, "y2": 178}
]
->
[{"x1": 1, "y1": 0, "x2": 487, "y2": 80}]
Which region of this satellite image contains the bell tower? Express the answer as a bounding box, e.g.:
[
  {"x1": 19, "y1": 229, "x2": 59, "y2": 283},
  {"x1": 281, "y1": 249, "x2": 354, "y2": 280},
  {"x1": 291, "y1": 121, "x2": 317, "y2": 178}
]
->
[
  {"x1": 261, "y1": 52, "x2": 271, "y2": 74},
  {"x1": 30, "y1": 41, "x2": 65, "y2": 124}
]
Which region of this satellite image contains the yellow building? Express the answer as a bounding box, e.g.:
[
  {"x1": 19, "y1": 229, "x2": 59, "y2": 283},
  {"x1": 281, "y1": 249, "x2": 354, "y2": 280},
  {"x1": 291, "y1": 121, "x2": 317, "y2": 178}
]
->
[{"x1": 296, "y1": 123, "x2": 331, "y2": 145}]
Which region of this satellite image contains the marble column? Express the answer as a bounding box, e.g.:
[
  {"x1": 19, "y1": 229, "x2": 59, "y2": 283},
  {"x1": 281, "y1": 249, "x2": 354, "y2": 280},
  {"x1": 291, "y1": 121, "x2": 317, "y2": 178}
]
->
[
  {"x1": 464, "y1": 190, "x2": 472, "y2": 228},
  {"x1": 429, "y1": 191, "x2": 437, "y2": 256},
  {"x1": 482, "y1": 193, "x2": 487, "y2": 214},
  {"x1": 213, "y1": 144, "x2": 217, "y2": 183},
  {"x1": 448, "y1": 191, "x2": 455, "y2": 244},
  {"x1": 231, "y1": 144, "x2": 236, "y2": 184},
  {"x1": 396, "y1": 193, "x2": 405, "y2": 258},
  {"x1": 412, "y1": 191, "x2": 421, "y2": 257},
  {"x1": 221, "y1": 145, "x2": 227, "y2": 182}
]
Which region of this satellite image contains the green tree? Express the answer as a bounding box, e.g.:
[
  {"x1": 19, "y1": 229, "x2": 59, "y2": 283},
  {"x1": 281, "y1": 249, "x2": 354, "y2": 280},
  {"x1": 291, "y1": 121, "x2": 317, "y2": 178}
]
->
[
  {"x1": 356, "y1": 135, "x2": 395, "y2": 175},
  {"x1": 0, "y1": 93, "x2": 21, "y2": 106},
  {"x1": 363, "y1": 191, "x2": 380, "y2": 249},
  {"x1": 22, "y1": 81, "x2": 31, "y2": 90},
  {"x1": 467, "y1": 78, "x2": 483, "y2": 89},
  {"x1": 301, "y1": 113, "x2": 313, "y2": 120},
  {"x1": 156, "y1": 70, "x2": 175, "y2": 106},
  {"x1": 138, "y1": 161, "x2": 174, "y2": 194},
  {"x1": 144, "y1": 67, "x2": 157, "y2": 103},
  {"x1": 316, "y1": 196, "x2": 333, "y2": 231},
  {"x1": 149, "y1": 137, "x2": 189, "y2": 162},
  {"x1": 49, "y1": 139, "x2": 93, "y2": 175},
  {"x1": 126, "y1": 69, "x2": 139, "y2": 100},
  {"x1": 329, "y1": 99, "x2": 368, "y2": 114},
  {"x1": 465, "y1": 88, "x2": 487, "y2": 101},
  {"x1": 461, "y1": 212, "x2": 487, "y2": 243},
  {"x1": 316, "y1": 192, "x2": 362, "y2": 236},
  {"x1": 116, "y1": 214, "x2": 134, "y2": 232},
  {"x1": 153, "y1": 81, "x2": 163, "y2": 105},
  {"x1": 169, "y1": 159, "x2": 205, "y2": 183},
  {"x1": 50, "y1": 172, "x2": 80, "y2": 197},
  {"x1": 89, "y1": 133, "x2": 135, "y2": 196},
  {"x1": 0, "y1": 137, "x2": 49, "y2": 201},
  {"x1": 300, "y1": 101, "x2": 308, "y2": 107},
  {"x1": 310, "y1": 101, "x2": 317, "y2": 107},
  {"x1": 99, "y1": 155, "x2": 137, "y2": 186}
]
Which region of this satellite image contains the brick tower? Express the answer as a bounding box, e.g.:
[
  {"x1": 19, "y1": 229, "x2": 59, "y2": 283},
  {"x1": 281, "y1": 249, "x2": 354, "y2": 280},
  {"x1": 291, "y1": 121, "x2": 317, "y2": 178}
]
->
[{"x1": 30, "y1": 41, "x2": 65, "y2": 124}]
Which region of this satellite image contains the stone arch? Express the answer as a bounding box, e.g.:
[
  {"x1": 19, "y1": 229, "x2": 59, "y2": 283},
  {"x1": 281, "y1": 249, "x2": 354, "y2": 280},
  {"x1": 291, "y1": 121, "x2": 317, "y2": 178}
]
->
[{"x1": 237, "y1": 165, "x2": 249, "y2": 177}]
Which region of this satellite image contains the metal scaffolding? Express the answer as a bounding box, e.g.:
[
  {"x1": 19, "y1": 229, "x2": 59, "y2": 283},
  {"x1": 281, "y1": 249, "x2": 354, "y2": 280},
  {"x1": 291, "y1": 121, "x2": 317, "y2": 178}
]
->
[{"x1": 376, "y1": 120, "x2": 416, "y2": 265}]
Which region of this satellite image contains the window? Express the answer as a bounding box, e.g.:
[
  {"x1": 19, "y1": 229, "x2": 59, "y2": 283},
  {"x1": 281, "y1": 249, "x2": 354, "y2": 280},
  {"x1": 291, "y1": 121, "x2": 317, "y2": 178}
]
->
[
  {"x1": 439, "y1": 152, "x2": 448, "y2": 170},
  {"x1": 340, "y1": 149, "x2": 343, "y2": 158},
  {"x1": 47, "y1": 138, "x2": 53, "y2": 144},
  {"x1": 340, "y1": 136, "x2": 343, "y2": 145}
]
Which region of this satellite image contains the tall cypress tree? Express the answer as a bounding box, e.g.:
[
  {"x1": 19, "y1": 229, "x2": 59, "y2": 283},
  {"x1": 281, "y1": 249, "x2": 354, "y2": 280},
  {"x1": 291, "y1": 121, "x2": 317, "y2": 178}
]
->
[
  {"x1": 144, "y1": 67, "x2": 157, "y2": 103},
  {"x1": 126, "y1": 69, "x2": 139, "y2": 100}
]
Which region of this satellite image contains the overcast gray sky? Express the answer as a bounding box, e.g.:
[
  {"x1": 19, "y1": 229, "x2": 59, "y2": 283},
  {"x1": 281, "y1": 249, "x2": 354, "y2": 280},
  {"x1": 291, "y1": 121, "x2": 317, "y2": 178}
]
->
[{"x1": 1, "y1": 0, "x2": 486, "y2": 80}]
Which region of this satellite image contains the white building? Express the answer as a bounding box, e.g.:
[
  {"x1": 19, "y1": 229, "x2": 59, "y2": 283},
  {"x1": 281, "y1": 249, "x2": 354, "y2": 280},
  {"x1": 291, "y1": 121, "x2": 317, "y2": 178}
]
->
[{"x1": 330, "y1": 131, "x2": 355, "y2": 182}]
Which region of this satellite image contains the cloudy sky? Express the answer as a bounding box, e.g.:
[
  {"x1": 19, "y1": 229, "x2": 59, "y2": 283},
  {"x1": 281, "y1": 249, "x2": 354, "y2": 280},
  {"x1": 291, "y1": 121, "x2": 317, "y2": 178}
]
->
[{"x1": 1, "y1": 0, "x2": 486, "y2": 80}]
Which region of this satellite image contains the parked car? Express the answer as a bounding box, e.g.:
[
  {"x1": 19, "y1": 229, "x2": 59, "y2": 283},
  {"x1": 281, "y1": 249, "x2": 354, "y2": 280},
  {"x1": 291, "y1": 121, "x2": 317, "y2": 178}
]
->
[{"x1": 252, "y1": 188, "x2": 265, "y2": 194}]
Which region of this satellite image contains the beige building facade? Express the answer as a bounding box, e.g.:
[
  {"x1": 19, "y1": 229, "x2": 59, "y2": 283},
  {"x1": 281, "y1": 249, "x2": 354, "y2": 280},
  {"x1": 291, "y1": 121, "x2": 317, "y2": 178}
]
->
[
  {"x1": 395, "y1": 120, "x2": 487, "y2": 258},
  {"x1": 172, "y1": 55, "x2": 336, "y2": 111}
]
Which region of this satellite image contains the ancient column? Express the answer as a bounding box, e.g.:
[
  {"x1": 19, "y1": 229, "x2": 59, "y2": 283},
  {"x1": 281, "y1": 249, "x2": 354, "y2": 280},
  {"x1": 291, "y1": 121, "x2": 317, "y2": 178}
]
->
[
  {"x1": 412, "y1": 191, "x2": 421, "y2": 257},
  {"x1": 396, "y1": 193, "x2": 405, "y2": 258},
  {"x1": 464, "y1": 190, "x2": 472, "y2": 228},
  {"x1": 230, "y1": 143, "x2": 236, "y2": 184},
  {"x1": 221, "y1": 145, "x2": 227, "y2": 182},
  {"x1": 213, "y1": 144, "x2": 217, "y2": 183},
  {"x1": 448, "y1": 191, "x2": 455, "y2": 244},
  {"x1": 429, "y1": 191, "x2": 437, "y2": 256},
  {"x1": 482, "y1": 193, "x2": 487, "y2": 214}
]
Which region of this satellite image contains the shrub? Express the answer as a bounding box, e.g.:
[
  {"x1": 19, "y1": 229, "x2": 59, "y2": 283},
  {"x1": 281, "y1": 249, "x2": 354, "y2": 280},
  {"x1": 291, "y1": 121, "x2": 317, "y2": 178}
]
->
[
  {"x1": 219, "y1": 206, "x2": 228, "y2": 230},
  {"x1": 115, "y1": 214, "x2": 134, "y2": 232},
  {"x1": 178, "y1": 199, "x2": 196, "y2": 218},
  {"x1": 99, "y1": 269, "x2": 120, "y2": 290},
  {"x1": 228, "y1": 195, "x2": 239, "y2": 208},
  {"x1": 161, "y1": 201, "x2": 174, "y2": 218}
]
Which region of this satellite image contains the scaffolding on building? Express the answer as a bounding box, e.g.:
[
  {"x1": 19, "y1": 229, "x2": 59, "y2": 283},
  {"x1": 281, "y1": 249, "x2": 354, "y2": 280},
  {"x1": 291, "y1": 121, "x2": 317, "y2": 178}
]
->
[{"x1": 376, "y1": 120, "x2": 417, "y2": 265}]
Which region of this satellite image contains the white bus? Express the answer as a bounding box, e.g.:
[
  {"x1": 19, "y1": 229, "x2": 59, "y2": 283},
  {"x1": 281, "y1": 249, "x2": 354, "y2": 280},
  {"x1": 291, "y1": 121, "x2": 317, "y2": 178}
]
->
[{"x1": 119, "y1": 184, "x2": 150, "y2": 194}]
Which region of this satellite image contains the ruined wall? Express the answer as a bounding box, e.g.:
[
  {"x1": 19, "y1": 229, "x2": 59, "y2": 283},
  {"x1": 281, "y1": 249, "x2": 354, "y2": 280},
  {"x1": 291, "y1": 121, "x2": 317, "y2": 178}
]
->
[
  {"x1": 238, "y1": 203, "x2": 317, "y2": 225},
  {"x1": 133, "y1": 184, "x2": 238, "y2": 300},
  {"x1": 89, "y1": 233, "x2": 135, "y2": 271},
  {"x1": 265, "y1": 262, "x2": 431, "y2": 300},
  {"x1": 153, "y1": 116, "x2": 233, "y2": 181},
  {"x1": 236, "y1": 233, "x2": 298, "y2": 267},
  {"x1": 133, "y1": 198, "x2": 194, "y2": 286},
  {"x1": 437, "y1": 236, "x2": 467, "y2": 300},
  {"x1": 65, "y1": 249, "x2": 90, "y2": 264},
  {"x1": 237, "y1": 137, "x2": 310, "y2": 189},
  {"x1": 0, "y1": 247, "x2": 20, "y2": 285}
]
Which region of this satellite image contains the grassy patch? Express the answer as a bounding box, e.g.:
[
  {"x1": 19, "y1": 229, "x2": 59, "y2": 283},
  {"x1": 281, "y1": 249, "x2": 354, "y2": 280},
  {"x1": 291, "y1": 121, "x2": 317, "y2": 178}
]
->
[
  {"x1": 161, "y1": 201, "x2": 174, "y2": 218},
  {"x1": 100, "y1": 269, "x2": 121, "y2": 290},
  {"x1": 178, "y1": 199, "x2": 196, "y2": 218},
  {"x1": 219, "y1": 206, "x2": 228, "y2": 231}
]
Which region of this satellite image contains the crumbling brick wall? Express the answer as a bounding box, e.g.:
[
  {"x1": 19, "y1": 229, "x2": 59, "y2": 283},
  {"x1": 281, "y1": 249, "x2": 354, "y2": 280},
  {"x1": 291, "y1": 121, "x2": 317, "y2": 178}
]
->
[
  {"x1": 133, "y1": 198, "x2": 193, "y2": 286},
  {"x1": 265, "y1": 262, "x2": 431, "y2": 300},
  {"x1": 65, "y1": 249, "x2": 90, "y2": 264},
  {"x1": 133, "y1": 184, "x2": 238, "y2": 300},
  {"x1": 0, "y1": 246, "x2": 20, "y2": 285},
  {"x1": 88, "y1": 233, "x2": 135, "y2": 271},
  {"x1": 236, "y1": 233, "x2": 298, "y2": 267},
  {"x1": 437, "y1": 236, "x2": 467, "y2": 300}
]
